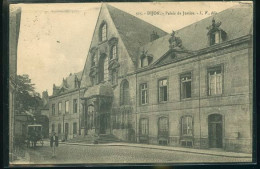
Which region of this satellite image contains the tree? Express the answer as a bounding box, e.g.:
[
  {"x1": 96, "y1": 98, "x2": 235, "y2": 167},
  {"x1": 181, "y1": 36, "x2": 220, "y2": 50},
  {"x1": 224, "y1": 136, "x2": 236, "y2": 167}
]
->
[{"x1": 15, "y1": 74, "x2": 43, "y2": 114}]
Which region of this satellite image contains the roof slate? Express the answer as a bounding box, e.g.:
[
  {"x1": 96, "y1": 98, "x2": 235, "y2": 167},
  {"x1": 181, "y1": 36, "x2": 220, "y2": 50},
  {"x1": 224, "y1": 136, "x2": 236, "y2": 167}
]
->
[
  {"x1": 139, "y1": 4, "x2": 253, "y2": 65},
  {"x1": 106, "y1": 4, "x2": 168, "y2": 64}
]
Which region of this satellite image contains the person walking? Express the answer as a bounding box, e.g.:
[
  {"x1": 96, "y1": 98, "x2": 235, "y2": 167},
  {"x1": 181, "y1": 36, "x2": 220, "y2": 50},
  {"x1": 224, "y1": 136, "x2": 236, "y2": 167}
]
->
[{"x1": 50, "y1": 132, "x2": 59, "y2": 158}]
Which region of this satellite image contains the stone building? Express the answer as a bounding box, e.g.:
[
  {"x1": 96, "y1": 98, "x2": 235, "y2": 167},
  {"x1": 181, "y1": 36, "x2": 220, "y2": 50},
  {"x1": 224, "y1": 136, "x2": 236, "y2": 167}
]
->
[
  {"x1": 48, "y1": 72, "x2": 82, "y2": 140},
  {"x1": 49, "y1": 4, "x2": 253, "y2": 153},
  {"x1": 9, "y1": 6, "x2": 21, "y2": 161}
]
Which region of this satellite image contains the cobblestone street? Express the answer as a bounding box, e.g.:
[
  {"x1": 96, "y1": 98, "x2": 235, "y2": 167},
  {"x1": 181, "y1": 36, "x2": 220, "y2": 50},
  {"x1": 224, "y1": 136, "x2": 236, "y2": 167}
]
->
[{"x1": 11, "y1": 142, "x2": 252, "y2": 165}]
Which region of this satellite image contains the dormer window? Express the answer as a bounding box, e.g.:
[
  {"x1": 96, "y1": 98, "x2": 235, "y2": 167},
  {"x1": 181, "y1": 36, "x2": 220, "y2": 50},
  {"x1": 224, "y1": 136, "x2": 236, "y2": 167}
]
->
[
  {"x1": 141, "y1": 56, "x2": 148, "y2": 68},
  {"x1": 207, "y1": 18, "x2": 227, "y2": 46},
  {"x1": 210, "y1": 31, "x2": 220, "y2": 45},
  {"x1": 140, "y1": 53, "x2": 153, "y2": 68},
  {"x1": 100, "y1": 22, "x2": 107, "y2": 42},
  {"x1": 111, "y1": 45, "x2": 117, "y2": 60}
]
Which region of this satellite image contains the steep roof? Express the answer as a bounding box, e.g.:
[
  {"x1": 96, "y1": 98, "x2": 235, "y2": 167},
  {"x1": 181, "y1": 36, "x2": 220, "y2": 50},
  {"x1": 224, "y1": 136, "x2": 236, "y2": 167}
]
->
[
  {"x1": 139, "y1": 4, "x2": 253, "y2": 65},
  {"x1": 54, "y1": 71, "x2": 82, "y2": 94},
  {"x1": 106, "y1": 4, "x2": 168, "y2": 64}
]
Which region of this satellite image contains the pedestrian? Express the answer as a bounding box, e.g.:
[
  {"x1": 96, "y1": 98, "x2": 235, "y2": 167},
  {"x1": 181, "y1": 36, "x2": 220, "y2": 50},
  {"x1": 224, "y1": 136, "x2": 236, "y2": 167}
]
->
[{"x1": 50, "y1": 132, "x2": 59, "y2": 158}]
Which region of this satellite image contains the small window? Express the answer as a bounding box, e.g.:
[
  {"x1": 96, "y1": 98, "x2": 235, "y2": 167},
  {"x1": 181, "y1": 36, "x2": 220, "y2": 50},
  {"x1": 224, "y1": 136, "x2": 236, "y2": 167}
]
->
[
  {"x1": 140, "y1": 118, "x2": 149, "y2": 135},
  {"x1": 65, "y1": 101, "x2": 69, "y2": 114},
  {"x1": 111, "y1": 45, "x2": 117, "y2": 59},
  {"x1": 73, "y1": 122, "x2": 77, "y2": 134},
  {"x1": 52, "y1": 104, "x2": 55, "y2": 115},
  {"x1": 73, "y1": 99, "x2": 77, "y2": 113},
  {"x1": 100, "y1": 23, "x2": 107, "y2": 42},
  {"x1": 158, "y1": 79, "x2": 168, "y2": 102},
  {"x1": 181, "y1": 116, "x2": 193, "y2": 136},
  {"x1": 181, "y1": 73, "x2": 192, "y2": 99},
  {"x1": 58, "y1": 102, "x2": 62, "y2": 114},
  {"x1": 208, "y1": 66, "x2": 223, "y2": 96},
  {"x1": 140, "y1": 83, "x2": 148, "y2": 105},
  {"x1": 58, "y1": 123, "x2": 61, "y2": 134}
]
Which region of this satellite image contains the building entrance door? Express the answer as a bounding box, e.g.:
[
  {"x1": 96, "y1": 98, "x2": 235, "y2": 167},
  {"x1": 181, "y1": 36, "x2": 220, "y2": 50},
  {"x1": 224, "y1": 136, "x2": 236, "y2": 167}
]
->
[
  {"x1": 208, "y1": 114, "x2": 223, "y2": 148},
  {"x1": 100, "y1": 113, "x2": 107, "y2": 134},
  {"x1": 65, "y1": 123, "x2": 69, "y2": 140}
]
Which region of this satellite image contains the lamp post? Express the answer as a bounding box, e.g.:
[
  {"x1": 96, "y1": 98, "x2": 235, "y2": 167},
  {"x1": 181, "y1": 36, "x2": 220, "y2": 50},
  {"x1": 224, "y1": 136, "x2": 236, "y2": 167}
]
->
[{"x1": 63, "y1": 114, "x2": 65, "y2": 140}]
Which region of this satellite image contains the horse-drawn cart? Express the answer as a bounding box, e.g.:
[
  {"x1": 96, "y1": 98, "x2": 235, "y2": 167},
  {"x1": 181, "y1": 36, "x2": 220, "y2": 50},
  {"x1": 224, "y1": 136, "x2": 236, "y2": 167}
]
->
[{"x1": 26, "y1": 124, "x2": 44, "y2": 148}]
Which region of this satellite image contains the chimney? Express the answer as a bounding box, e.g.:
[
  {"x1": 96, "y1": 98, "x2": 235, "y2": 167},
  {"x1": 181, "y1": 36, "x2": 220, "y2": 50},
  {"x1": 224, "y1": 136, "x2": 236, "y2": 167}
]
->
[
  {"x1": 150, "y1": 31, "x2": 159, "y2": 42},
  {"x1": 74, "y1": 75, "x2": 78, "y2": 88},
  {"x1": 53, "y1": 84, "x2": 58, "y2": 95}
]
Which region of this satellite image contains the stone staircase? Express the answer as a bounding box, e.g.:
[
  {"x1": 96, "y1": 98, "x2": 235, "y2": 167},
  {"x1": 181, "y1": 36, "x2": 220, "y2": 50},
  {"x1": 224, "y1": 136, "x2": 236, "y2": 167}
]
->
[{"x1": 67, "y1": 134, "x2": 122, "y2": 144}]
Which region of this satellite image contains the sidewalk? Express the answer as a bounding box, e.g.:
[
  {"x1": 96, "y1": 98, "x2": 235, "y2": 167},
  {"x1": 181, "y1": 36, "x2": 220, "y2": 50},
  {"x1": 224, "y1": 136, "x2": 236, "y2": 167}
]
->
[{"x1": 57, "y1": 141, "x2": 252, "y2": 159}]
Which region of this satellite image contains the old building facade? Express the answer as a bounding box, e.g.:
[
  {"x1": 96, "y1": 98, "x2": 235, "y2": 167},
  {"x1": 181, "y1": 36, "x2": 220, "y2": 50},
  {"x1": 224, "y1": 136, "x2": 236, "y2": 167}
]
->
[
  {"x1": 49, "y1": 4, "x2": 253, "y2": 153},
  {"x1": 49, "y1": 72, "x2": 82, "y2": 140}
]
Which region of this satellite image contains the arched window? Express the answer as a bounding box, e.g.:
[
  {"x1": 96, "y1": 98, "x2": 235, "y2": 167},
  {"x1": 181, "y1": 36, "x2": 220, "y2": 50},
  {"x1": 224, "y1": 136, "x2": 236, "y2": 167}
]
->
[
  {"x1": 111, "y1": 45, "x2": 117, "y2": 59},
  {"x1": 181, "y1": 116, "x2": 193, "y2": 136},
  {"x1": 120, "y1": 80, "x2": 129, "y2": 105},
  {"x1": 100, "y1": 23, "x2": 107, "y2": 42}
]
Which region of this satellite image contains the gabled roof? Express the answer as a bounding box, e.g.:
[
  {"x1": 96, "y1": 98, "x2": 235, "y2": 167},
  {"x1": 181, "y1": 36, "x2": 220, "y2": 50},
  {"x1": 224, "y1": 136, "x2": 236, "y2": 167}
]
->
[
  {"x1": 54, "y1": 71, "x2": 82, "y2": 95},
  {"x1": 106, "y1": 4, "x2": 168, "y2": 64},
  {"x1": 139, "y1": 4, "x2": 253, "y2": 66}
]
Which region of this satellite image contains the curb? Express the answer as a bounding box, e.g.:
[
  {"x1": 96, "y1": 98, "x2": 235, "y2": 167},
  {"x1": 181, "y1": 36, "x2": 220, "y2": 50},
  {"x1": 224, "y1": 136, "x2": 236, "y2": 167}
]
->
[{"x1": 57, "y1": 141, "x2": 252, "y2": 159}]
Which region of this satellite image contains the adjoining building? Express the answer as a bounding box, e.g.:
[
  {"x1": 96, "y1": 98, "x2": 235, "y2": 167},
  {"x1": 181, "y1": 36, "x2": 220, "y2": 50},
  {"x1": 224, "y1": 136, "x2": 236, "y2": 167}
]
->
[
  {"x1": 9, "y1": 6, "x2": 21, "y2": 161},
  {"x1": 49, "y1": 4, "x2": 253, "y2": 153},
  {"x1": 49, "y1": 72, "x2": 82, "y2": 140}
]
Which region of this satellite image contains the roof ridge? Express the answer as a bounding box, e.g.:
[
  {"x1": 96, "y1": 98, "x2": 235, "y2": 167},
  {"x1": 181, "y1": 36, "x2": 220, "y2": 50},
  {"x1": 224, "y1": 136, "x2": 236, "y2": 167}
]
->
[
  {"x1": 140, "y1": 4, "x2": 253, "y2": 50},
  {"x1": 106, "y1": 4, "x2": 168, "y2": 34}
]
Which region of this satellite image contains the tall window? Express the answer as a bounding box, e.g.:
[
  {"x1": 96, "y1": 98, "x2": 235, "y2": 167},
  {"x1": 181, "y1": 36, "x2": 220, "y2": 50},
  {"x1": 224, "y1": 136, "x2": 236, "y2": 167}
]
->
[
  {"x1": 100, "y1": 23, "x2": 107, "y2": 42},
  {"x1": 140, "y1": 83, "x2": 148, "y2": 105},
  {"x1": 111, "y1": 45, "x2": 117, "y2": 59},
  {"x1": 181, "y1": 116, "x2": 193, "y2": 136},
  {"x1": 52, "y1": 104, "x2": 55, "y2": 115},
  {"x1": 73, "y1": 122, "x2": 77, "y2": 134},
  {"x1": 140, "y1": 118, "x2": 148, "y2": 135},
  {"x1": 99, "y1": 55, "x2": 109, "y2": 82},
  {"x1": 65, "y1": 101, "x2": 69, "y2": 114},
  {"x1": 158, "y1": 79, "x2": 168, "y2": 102},
  {"x1": 158, "y1": 117, "x2": 168, "y2": 136},
  {"x1": 73, "y1": 99, "x2": 78, "y2": 113},
  {"x1": 58, "y1": 123, "x2": 61, "y2": 134},
  {"x1": 58, "y1": 102, "x2": 62, "y2": 114},
  {"x1": 121, "y1": 80, "x2": 129, "y2": 105},
  {"x1": 208, "y1": 66, "x2": 223, "y2": 95},
  {"x1": 181, "y1": 73, "x2": 192, "y2": 99}
]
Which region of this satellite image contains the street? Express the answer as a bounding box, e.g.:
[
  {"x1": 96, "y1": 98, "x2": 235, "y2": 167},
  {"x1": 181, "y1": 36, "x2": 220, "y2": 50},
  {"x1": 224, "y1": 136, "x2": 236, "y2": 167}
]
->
[{"x1": 21, "y1": 143, "x2": 251, "y2": 164}]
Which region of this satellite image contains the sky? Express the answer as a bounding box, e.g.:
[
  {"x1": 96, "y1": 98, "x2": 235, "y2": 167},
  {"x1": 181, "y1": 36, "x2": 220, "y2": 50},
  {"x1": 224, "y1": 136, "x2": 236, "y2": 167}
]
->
[{"x1": 12, "y1": 1, "x2": 244, "y2": 96}]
